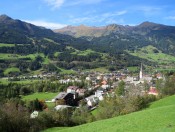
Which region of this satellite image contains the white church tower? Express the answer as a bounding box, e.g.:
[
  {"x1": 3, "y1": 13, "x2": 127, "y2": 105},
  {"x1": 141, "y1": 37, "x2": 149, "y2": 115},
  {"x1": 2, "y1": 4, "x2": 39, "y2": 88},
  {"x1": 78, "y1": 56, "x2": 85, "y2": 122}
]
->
[{"x1": 139, "y1": 63, "x2": 143, "y2": 79}]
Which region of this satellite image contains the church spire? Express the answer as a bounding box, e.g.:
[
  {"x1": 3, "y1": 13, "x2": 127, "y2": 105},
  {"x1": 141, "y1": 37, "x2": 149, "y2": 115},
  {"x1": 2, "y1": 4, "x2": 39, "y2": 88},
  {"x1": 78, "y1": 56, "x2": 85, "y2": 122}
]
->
[{"x1": 139, "y1": 63, "x2": 143, "y2": 79}]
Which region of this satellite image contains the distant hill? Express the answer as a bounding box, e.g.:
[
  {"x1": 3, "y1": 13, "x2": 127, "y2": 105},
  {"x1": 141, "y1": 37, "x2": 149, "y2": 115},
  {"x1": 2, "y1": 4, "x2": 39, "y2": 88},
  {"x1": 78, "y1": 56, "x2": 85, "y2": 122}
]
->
[
  {"x1": 44, "y1": 95, "x2": 175, "y2": 132},
  {"x1": 0, "y1": 15, "x2": 56, "y2": 44},
  {"x1": 0, "y1": 14, "x2": 89, "y2": 46},
  {"x1": 54, "y1": 24, "x2": 123, "y2": 38},
  {"x1": 55, "y1": 21, "x2": 175, "y2": 38},
  {"x1": 55, "y1": 22, "x2": 175, "y2": 55}
]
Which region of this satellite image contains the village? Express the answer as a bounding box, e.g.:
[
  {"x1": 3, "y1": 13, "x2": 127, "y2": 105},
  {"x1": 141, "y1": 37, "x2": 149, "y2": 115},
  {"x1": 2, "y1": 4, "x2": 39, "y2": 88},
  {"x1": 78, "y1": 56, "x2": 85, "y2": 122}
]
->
[{"x1": 29, "y1": 64, "x2": 164, "y2": 118}]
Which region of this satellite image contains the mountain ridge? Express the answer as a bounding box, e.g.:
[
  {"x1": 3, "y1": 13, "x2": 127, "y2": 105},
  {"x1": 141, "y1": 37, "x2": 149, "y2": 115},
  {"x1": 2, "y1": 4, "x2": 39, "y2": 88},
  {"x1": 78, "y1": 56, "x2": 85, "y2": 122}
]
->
[
  {"x1": 54, "y1": 21, "x2": 175, "y2": 38},
  {"x1": 0, "y1": 14, "x2": 175, "y2": 73}
]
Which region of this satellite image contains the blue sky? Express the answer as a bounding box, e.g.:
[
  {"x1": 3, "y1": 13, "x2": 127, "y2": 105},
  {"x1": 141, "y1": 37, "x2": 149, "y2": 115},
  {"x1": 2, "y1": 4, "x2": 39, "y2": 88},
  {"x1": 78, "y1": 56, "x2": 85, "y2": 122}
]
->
[{"x1": 0, "y1": 0, "x2": 175, "y2": 29}]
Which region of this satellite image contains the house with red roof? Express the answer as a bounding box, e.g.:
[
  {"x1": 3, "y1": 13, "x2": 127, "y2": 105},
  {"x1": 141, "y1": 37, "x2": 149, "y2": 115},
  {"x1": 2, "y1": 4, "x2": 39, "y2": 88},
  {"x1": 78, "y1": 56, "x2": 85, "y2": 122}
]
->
[{"x1": 148, "y1": 86, "x2": 158, "y2": 96}]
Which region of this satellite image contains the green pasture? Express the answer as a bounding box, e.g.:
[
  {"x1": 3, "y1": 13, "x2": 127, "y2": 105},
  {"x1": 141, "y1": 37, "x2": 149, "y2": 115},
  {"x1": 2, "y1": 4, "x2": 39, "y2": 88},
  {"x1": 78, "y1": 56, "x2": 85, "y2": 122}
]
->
[
  {"x1": 127, "y1": 45, "x2": 175, "y2": 64},
  {"x1": 0, "y1": 43, "x2": 15, "y2": 47},
  {"x1": 4, "y1": 67, "x2": 20, "y2": 75},
  {"x1": 22, "y1": 92, "x2": 58, "y2": 101}
]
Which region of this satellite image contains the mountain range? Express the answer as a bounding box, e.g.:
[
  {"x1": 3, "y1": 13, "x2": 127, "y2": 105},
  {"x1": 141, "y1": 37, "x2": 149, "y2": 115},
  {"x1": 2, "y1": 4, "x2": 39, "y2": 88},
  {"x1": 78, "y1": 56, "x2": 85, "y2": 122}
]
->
[
  {"x1": 0, "y1": 14, "x2": 175, "y2": 74},
  {"x1": 55, "y1": 20, "x2": 175, "y2": 55}
]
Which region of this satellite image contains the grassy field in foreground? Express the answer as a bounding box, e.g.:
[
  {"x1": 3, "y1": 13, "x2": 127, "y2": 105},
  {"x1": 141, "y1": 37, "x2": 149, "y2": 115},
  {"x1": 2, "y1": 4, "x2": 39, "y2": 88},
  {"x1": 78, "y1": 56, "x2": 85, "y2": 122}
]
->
[
  {"x1": 22, "y1": 92, "x2": 58, "y2": 101},
  {"x1": 44, "y1": 127, "x2": 68, "y2": 132},
  {"x1": 44, "y1": 95, "x2": 175, "y2": 132},
  {"x1": 149, "y1": 95, "x2": 175, "y2": 109}
]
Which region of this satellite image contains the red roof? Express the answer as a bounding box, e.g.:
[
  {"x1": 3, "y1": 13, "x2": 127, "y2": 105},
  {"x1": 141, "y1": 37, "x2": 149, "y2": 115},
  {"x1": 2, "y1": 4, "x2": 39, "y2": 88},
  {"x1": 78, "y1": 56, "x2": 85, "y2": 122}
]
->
[
  {"x1": 148, "y1": 87, "x2": 158, "y2": 95},
  {"x1": 101, "y1": 80, "x2": 107, "y2": 85}
]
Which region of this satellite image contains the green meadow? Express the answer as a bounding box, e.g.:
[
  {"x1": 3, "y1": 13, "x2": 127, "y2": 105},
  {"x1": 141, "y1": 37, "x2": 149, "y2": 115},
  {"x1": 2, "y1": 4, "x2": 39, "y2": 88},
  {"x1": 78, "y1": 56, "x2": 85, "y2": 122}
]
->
[
  {"x1": 0, "y1": 43, "x2": 15, "y2": 47},
  {"x1": 44, "y1": 95, "x2": 175, "y2": 132},
  {"x1": 22, "y1": 92, "x2": 58, "y2": 101},
  {"x1": 127, "y1": 45, "x2": 175, "y2": 64},
  {"x1": 71, "y1": 49, "x2": 96, "y2": 56},
  {"x1": 0, "y1": 79, "x2": 40, "y2": 85},
  {"x1": 4, "y1": 67, "x2": 20, "y2": 75}
]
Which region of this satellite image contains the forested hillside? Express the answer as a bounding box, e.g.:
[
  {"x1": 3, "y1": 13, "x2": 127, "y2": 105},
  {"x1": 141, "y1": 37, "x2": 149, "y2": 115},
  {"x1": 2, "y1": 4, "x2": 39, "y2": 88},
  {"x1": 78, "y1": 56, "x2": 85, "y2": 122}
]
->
[{"x1": 0, "y1": 15, "x2": 175, "y2": 76}]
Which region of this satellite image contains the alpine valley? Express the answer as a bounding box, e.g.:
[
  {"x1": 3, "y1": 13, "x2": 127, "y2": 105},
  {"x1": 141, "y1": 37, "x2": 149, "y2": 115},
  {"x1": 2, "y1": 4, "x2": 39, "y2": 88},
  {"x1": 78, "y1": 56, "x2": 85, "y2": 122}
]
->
[
  {"x1": 0, "y1": 14, "x2": 175, "y2": 76},
  {"x1": 1, "y1": 14, "x2": 175, "y2": 132}
]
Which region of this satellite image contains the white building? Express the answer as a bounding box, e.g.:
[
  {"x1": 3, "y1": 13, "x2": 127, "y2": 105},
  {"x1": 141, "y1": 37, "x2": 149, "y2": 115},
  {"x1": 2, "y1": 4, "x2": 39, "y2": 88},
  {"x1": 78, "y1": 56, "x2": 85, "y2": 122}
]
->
[{"x1": 30, "y1": 111, "x2": 39, "y2": 119}]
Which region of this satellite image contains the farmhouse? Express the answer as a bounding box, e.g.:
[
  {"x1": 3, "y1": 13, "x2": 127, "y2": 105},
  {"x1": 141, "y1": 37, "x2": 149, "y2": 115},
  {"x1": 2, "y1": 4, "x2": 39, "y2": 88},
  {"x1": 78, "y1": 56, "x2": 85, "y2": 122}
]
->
[{"x1": 53, "y1": 92, "x2": 77, "y2": 106}]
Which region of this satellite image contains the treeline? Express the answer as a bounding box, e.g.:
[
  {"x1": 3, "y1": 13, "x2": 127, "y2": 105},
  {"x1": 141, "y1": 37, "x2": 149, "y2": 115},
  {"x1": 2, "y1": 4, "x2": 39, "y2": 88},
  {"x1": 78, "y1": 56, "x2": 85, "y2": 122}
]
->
[{"x1": 0, "y1": 79, "x2": 89, "y2": 100}]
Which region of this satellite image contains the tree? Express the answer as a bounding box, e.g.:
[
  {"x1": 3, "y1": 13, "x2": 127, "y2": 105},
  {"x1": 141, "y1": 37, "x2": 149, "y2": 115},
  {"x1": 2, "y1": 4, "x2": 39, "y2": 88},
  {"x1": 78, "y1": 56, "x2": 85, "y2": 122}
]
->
[
  {"x1": 116, "y1": 80, "x2": 125, "y2": 96},
  {"x1": 71, "y1": 106, "x2": 94, "y2": 125}
]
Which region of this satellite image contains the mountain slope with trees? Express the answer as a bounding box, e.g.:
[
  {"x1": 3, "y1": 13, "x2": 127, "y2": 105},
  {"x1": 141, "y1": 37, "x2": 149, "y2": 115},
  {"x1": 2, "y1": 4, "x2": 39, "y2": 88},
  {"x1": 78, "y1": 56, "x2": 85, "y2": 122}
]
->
[{"x1": 0, "y1": 15, "x2": 175, "y2": 76}]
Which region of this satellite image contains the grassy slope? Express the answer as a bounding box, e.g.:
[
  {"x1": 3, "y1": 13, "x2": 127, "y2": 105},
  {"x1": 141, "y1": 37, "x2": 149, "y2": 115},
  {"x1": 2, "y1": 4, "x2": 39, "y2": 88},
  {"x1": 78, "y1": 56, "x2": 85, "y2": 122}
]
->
[
  {"x1": 127, "y1": 45, "x2": 175, "y2": 64},
  {"x1": 149, "y1": 95, "x2": 175, "y2": 109},
  {"x1": 4, "y1": 67, "x2": 20, "y2": 75},
  {"x1": 45, "y1": 95, "x2": 175, "y2": 132}
]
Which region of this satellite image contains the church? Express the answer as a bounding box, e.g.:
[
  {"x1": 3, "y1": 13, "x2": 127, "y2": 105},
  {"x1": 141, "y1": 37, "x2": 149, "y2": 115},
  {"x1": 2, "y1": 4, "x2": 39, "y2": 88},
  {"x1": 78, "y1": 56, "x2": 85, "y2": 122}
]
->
[{"x1": 139, "y1": 63, "x2": 152, "y2": 83}]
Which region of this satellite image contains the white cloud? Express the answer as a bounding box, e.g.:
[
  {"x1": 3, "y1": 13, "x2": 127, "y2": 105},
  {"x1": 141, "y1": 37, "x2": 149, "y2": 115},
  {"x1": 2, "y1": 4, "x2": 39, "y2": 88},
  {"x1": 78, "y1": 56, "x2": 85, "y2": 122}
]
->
[
  {"x1": 106, "y1": 18, "x2": 125, "y2": 24},
  {"x1": 70, "y1": 10, "x2": 127, "y2": 24},
  {"x1": 24, "y1": 20, "x2": 67, "y2": 29},
  {"x1": 44, "y1": 0, "x2": 64, "y2": 9},
  {"x1": 68, "y1": 0, "x2": 104, "y2": 6},
  {"x1": 165, "y1": 16, "x2": 175, "y2": 20},
  {"x1": 116, "y1": 10, "x2": 127, "y2": 16},
  {"x1": 132, "y1": 6, "x2": 162, "y2": 16},
  {"x1": 102, "y1": 10, "x2": 127, "y2": 17}
]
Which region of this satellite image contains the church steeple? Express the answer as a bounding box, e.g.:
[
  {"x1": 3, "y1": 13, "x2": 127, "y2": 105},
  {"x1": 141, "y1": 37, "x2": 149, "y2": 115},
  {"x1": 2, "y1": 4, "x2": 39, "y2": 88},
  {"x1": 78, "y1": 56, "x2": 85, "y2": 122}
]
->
[{"x1": 139, "y1": 63, "x2": 143, "y2": 79}]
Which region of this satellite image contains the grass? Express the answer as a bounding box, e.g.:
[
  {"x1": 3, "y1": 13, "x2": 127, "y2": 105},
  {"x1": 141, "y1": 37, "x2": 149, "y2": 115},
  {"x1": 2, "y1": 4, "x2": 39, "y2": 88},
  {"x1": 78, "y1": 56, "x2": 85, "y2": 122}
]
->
[
  {"x1": 0, "y1": 43, "x2": 15, "y2": 47},
  {"x1": 22, "y1": 92, "x2": 58, "y2": 101},
  {"x1": 71, "y1": 49, "x2": 97, "y2": 56},
  {"x1": 0, "y1": 79, "x2": 41, "y2": 85},
  {"x1": 43, "y1": 127, "x2": 68, "y2": 132},
  {"x1": 43, "y1": 56, "x2": 50, "y2": 64},
  {"x1": 59, "y1": 68, "x2": 76, "y2": 74},
  {"x1": 54, "y1": 52, "x2": 61, "y2": 57},
  {"x1": 0, "y1": 53, "x2": 50, "y2": 64},
  {"x1": 0, "y1": 53, "x2": 19, "y2": 60},
  {"x1": 149, "y1": 95, "x2": 175, "y2": 109},
  {"x1": 46, "y1": 102, "x2": 56, "y2": 109},
  {"x1": 4, "y1": 67, "x2": 20, "y2": 75},
  {"x1": 128, "y1": 66, "x2": 138, "y2": 72},
  {"x1": 127, "y1": 45, "x2": 175, "y2": 64},
  {"x1": 44, "y1": 95, "x2": 175, "y2": 132},
  {"x1": 89, "y1": 67, "x2": 109, "y2": 73},
  {"x1": 91, "y1": 109, "x2": 98, "y2": 116},
  {"x1": 44, "y1": 38, "x2": 59, "y2": 45}
]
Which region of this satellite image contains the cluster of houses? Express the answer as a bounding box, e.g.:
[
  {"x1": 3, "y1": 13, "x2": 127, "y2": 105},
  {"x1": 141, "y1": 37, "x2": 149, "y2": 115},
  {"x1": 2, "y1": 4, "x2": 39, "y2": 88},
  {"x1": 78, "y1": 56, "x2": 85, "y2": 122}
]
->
[
  {"x1": 49, "y1": 64, "x2": 163, "y2": 111},
  {"x1": 30, "y1": 64, "x2": 164, "y2": 118},
  {"x1": 51, "y1": 81, "x2": 111, "y2": 110}
]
